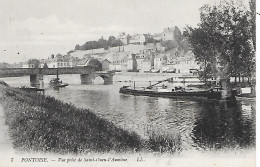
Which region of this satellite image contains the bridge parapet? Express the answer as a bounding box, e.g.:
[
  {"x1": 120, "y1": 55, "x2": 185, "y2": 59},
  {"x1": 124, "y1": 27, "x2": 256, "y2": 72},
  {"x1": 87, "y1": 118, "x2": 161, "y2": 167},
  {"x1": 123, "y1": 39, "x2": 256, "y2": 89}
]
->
[
  {"x1": 0, "y1": 66, "x2": 97, "y2": 77},
  {"x1": 0, "y1": 67, "x2": 115, "y2": 85}
]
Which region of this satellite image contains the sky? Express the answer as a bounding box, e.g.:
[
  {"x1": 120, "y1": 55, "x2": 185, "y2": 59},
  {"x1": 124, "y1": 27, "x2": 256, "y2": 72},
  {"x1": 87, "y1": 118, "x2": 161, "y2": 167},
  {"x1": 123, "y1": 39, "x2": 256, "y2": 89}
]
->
[{"x1": 0, "y1": 0, "x2": 247, "y2": 63}]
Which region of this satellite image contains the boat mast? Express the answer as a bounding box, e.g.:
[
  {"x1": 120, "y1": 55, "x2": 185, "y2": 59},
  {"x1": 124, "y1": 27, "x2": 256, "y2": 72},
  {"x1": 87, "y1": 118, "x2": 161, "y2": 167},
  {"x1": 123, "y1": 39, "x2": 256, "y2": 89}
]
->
[{"x1": 56, "y1": 70, "x2": 59, "y2": 79}]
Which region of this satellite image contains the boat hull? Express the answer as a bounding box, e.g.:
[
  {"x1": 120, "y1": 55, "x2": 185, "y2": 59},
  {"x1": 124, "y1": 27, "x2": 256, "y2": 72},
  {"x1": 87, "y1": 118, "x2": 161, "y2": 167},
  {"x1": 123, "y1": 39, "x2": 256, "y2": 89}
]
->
[{"x1": 119, "y1": 87, "x2": 231, "y2": 100}]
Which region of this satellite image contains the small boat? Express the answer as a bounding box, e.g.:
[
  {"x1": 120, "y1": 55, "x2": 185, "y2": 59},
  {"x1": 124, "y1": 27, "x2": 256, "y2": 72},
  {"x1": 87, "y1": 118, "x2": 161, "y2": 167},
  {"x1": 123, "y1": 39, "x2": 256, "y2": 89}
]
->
[
  {"x1": 50, "y1": 78, "x2": 68, "y2": 87},
  {"x1": 19, "y1": 86, "x2": 45, "y2": 93},
  {"x1": 49, "y1": 70, "x2": 68, "y2": 88},
  {"x1": 165, "y1": 69, "x2": 176, "y2": 73},
  {"x1": 151, "y1": 69, "x2": 160, "y2": 73},
  {"x1": 119, "y1": 78, "x2": 235, "y2": 100}
]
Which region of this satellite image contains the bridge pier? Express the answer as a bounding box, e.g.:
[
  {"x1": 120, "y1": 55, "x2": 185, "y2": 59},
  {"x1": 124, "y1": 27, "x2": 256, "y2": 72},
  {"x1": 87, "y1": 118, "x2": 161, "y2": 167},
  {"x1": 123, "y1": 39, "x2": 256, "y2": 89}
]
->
[
  {"x1": 30, "y1": 74, "x2": 43, "y2": 86},
  {"x1": 101, "y1": 75, "x2": 114, "y2": 85},
  {"x1": 80, "y1": 74, "x2": 94, "y2": 84}
]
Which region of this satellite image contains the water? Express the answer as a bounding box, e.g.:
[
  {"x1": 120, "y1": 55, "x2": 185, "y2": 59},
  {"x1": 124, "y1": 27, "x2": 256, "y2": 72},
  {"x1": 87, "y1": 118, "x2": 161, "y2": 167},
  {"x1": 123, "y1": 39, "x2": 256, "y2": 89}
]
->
[{"x1": 1, "y1": 73, "x2": 255, "y2": 153}]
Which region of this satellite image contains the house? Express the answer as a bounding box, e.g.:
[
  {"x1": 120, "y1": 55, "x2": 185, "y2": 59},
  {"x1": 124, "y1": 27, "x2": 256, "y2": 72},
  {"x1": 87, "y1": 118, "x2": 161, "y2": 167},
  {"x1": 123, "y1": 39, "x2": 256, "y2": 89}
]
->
[
  {"x1": 42, "y1": 54, "x2": 78, "y2": 68},
  {"x1": 109, "y1": 52, "x2": 128, "y2": 71},
  {"x1": 161, "y1": 26, "x2": 182, "y2": 41},
  {"x1": 69, "y1": 57, "x2": 80, "y2": 67},
  {"x1": 76, "y1": 57, "x2": 102, "y2": 70},
  {"x1": 129, "y1": 34, "x2": 147, "y2": 44},
  {"x1": 23, "y1": 59, "x2": 41, "y2": 68},
  {"x1": 154, "y1": 54, "x2": 168, "y2": 72},
  {"x1": 135, "y1": 53, "x2": 145, "y2": 71},
  {"x1": 153, "y1": 33, "x2": 163, "y2": 41},
  {"x1": 101, "y1": 59, "x2": 110, "y2": 71},
  {"x1": 167, "y1": 51, "x2": 199, "y2": 73},
  {"x1": 22, "y1": 62, "x2": 29, "y2": 68},
  {"x1": 140, "y1": 59, "x2": 152, "y2": 72}
]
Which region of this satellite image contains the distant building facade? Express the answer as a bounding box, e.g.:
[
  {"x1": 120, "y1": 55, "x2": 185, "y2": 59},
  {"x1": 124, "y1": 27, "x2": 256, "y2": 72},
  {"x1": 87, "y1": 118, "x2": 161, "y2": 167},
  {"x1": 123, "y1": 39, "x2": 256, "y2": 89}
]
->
[{"x1": 108, "y1": 52, "x2": 128, "y2": 71}]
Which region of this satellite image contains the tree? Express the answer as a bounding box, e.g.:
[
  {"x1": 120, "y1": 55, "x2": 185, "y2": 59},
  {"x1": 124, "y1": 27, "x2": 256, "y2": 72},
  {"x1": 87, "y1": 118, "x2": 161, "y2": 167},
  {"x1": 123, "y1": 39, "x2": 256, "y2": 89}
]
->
[
  {"x1": 216, "y1": 2, "x2": 254, "y2": 82},
  {"x1": 27, "y1": 59, "x2": 40, "y2": 68},
  {"x1": 67, "y1": 50, "x2": 74, "y2": 55},
  {"x1": 185, "y1": 27, "x2": 218, "y2": 83},
  {"x1": 0, "y1": 62, "x2": 11, "y2": 69},
  {"x1": 186, "y1": 2, "x2": 255, "y2": 85},
  {"x1": 107, "y1": 36, "x2": 116, "y2": 46},
  {"x1": 97, "y1": 36, "x2": 108, "y2": 49},
  {"x1": 75, "y1": 44, "x2": 80, "y2": 50},
  {"x1": 249, "y1": 0, "x2": 256, "y2": 50},
  {"x1": 111, "y1": 39, "x2": 123, "y2": 47}
]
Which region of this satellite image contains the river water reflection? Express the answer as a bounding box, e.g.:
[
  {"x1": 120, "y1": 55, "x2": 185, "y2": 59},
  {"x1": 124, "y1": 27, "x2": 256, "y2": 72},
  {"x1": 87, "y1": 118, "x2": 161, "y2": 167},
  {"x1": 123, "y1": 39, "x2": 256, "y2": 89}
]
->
[{"x1": 1, "y1": 73, "x2": 256, "y2": 153}]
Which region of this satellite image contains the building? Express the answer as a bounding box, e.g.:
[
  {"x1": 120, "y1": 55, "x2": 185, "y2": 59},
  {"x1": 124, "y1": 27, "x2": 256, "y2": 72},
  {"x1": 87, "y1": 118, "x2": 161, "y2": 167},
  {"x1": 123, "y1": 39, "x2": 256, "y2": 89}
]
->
[
  {"x1": 153, "y1": 33, "x2": 163, "y2": 41},
  {"x1": 101, "y1": 59, "x2": 110, "y2": 71},
  {"x1": 127, "y1": 54, "x2": 137, "y2": 71},
  {"x1": 76, "y1": 57, "x2": 102, "y2": 70},
  {"x1": 108, "y1": 52, "x2": 128, "y2": 71},
  {"x1": 40, "y1": 54, "x2": 78, "y2": 68},
  {"x1": 22, "y1": 63, "x2": 29, "y2": 68},
  {"x1": 166, "y1": 51, "x2": 200, "y2": 73},
  {"x1": 129, "y1": 34, "x2": 148, "y2": 44},
  {"x1": 154, "y1": 54, "x2": 168, "y2": 72},
  {"x1": 162, "y1": 26, "x2": 182, "y2": 41},
  {"x1": 140, "y1": 59, "x2": 152, "y2": 72},
  {"x1": 117, "y1": 32, "x2": 130, "y2": 45}
]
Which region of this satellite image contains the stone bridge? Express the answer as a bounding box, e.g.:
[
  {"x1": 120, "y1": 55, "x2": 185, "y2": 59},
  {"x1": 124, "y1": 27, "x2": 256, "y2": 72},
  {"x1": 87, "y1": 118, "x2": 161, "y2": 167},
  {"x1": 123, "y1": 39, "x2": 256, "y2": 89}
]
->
[{"x1": 0, "y1": 66, "x2": 115, "y2": 84}]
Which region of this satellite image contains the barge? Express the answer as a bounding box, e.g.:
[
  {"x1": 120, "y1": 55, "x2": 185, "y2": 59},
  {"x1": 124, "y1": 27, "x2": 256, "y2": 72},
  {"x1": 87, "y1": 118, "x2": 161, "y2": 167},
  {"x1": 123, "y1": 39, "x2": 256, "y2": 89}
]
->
[{"x1": 119, "y1": 77, "x2": 235, "y2": 100}]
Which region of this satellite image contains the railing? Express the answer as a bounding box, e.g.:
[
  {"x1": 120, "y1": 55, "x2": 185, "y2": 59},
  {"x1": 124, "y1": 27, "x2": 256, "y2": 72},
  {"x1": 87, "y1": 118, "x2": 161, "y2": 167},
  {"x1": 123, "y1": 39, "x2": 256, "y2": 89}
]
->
[{"x1": 0, "y1": 67, "x2": 115, "y2": 78}]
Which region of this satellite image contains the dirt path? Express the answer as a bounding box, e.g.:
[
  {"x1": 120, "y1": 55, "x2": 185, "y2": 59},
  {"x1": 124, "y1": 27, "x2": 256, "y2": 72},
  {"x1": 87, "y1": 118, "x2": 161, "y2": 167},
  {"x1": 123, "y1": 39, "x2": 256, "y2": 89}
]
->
[{"x1": 0, "y1": 86, "x2": 15, "y2": 157}]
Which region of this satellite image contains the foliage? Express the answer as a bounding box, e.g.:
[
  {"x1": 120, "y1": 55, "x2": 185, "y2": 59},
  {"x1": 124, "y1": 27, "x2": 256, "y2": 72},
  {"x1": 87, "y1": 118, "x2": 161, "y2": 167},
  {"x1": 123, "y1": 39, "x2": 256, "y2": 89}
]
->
[
  {"x1": 186, "y1": 1, "x2": 255, "y2": 83},
  {"x1": 27, "y1": 59, "x2": 40, "y2": 68},
  {"x1": 67, "y1": 50, "x2": 75, "y2": 55},
  {"x1": 0, "y1": 85, "x2": 183, "y2": 154},
  {"x1": 2, "y1": 87, "x2": 142, "y2": 153},
  {"x1": 249, "y1": 0, "x2": 256, "y2": 50},
  {"x1": 75, "y1": 36, "x2": 123, "y2": 51},
  {"x1": 145, "y1": 131, "x2": 182, "y2": 154},
  {"x1": 0, "y1": 62, "x2": 13, "y2": 69}
]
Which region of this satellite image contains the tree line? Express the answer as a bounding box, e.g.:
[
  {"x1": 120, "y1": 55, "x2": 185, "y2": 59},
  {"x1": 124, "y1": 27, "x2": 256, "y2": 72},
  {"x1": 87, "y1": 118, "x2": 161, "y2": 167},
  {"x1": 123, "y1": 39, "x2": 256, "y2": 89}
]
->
[
  {"x1": 74, "y1": 36, "x2": 123, "y2": 51},
  {"x1": 185, "y1": 0, "x2": 255, "y2": 84}
]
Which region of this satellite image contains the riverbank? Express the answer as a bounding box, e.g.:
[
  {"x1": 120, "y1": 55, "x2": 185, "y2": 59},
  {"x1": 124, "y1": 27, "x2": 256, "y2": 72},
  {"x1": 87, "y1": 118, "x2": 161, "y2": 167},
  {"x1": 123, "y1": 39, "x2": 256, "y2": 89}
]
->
[
  {"x1": 0, "y1": 83, "x2": 15, "y2": 157},
  {"x1": 0, "y1": 81, "x2": 181, "y2": 154}
]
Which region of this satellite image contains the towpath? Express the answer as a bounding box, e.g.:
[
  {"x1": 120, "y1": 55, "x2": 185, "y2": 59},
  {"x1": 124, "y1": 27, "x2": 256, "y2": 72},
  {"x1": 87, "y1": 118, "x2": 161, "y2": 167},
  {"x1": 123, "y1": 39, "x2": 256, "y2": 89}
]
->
[{"x1": 0, "y1": 86, "x2": 15, "y2": 162}]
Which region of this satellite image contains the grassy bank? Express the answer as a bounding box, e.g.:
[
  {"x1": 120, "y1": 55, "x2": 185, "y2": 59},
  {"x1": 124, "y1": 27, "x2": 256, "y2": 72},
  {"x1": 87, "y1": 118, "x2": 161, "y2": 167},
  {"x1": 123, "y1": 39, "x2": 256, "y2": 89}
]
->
[{"x1": 0, "y1": 81, "x2": 181, "y2": 154}]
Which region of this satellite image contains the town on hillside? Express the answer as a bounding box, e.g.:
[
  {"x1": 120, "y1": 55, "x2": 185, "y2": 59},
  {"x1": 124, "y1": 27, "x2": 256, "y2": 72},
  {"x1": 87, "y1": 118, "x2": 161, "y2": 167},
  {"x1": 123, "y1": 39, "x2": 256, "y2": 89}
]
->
[{"x1": 4, "y1": 26, "x2": 200, "y2": 75}]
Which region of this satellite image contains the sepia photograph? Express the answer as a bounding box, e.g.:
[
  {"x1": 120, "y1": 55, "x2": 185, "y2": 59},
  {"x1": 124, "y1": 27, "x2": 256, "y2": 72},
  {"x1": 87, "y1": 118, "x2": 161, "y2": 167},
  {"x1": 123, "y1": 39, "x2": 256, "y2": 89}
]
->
[{"x1": 0, "y1": 0, "x2": 257, "y2": 166}]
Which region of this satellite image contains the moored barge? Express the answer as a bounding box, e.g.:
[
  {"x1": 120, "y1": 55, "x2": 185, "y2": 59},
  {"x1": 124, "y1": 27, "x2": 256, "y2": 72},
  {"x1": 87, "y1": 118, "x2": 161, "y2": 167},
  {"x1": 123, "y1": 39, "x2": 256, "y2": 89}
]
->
[{"x1": 119, "y1": 77, "x2": 235, "y2": 100}]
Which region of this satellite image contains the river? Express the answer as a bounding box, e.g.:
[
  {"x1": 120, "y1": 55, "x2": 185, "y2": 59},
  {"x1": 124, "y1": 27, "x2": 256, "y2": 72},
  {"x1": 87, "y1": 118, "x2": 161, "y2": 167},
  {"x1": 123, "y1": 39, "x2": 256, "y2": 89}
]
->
[{"x1": 1, "y1": 73, "x2": 256, "y2": 153}]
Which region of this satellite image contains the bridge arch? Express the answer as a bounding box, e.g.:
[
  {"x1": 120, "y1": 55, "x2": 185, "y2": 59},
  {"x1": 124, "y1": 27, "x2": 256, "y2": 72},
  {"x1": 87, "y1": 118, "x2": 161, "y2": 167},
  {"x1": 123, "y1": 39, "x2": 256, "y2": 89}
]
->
[{"x1": 80, "y1": 73, "x2": 114, "y2": 85}]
